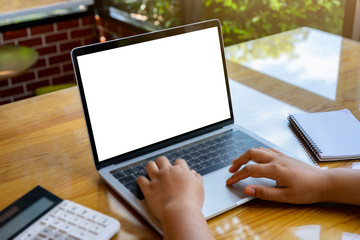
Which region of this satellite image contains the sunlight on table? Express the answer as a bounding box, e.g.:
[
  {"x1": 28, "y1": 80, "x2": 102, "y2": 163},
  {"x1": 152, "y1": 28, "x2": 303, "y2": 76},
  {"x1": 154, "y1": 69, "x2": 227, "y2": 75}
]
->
[{"x1": 225, "y1": 27, "x2": 342, "y2": 100}]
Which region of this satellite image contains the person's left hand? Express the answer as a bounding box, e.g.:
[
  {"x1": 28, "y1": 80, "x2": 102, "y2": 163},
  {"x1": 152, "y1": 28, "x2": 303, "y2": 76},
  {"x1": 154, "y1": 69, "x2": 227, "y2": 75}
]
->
[{"x1": 226, "y1": 148, "x2": 327, "y2": 204}]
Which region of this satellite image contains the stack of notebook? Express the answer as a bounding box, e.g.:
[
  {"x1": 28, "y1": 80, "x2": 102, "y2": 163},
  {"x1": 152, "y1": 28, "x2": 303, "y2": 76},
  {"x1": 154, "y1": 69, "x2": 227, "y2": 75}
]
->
[{"x1": 288, "y1": 109, "x2": 360, "y2": 161}]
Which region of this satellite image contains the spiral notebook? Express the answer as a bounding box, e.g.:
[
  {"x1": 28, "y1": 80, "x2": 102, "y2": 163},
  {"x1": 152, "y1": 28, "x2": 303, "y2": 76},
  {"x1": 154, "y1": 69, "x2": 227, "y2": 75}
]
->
[{"x1": 288, "y1": 109, "x2": 360, "y2": 161}]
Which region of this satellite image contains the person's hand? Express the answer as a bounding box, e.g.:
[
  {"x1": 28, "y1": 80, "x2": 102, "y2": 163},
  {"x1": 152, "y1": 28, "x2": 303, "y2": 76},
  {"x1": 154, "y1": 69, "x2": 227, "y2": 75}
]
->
[
  {"x1": 137, "y1": 156, "x2": 213, "y2": 240},
  {"x1": 226, "y1": 148, "x2": 327, "y2": 204},
  {"x1": 137, "y1": 156, "x2": 204, "y2": 222}
]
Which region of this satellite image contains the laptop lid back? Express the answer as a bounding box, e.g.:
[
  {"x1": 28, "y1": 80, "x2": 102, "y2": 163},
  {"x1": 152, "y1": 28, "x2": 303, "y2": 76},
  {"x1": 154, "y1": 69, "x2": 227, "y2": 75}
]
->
[{"x1": 71, "y1": 20, "x2": 233, "y2": 170}]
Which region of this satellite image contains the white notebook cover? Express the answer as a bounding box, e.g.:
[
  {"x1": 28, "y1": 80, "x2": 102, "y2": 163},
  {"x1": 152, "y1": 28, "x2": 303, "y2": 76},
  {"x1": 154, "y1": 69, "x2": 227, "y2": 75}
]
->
[{"x1": 288, "y1": 109, "x2": 360, "y2": 161}]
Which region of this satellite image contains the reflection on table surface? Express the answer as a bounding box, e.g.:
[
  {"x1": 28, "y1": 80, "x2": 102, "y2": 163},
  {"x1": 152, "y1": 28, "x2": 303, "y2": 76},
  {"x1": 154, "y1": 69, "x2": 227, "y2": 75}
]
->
[
  {"x1": 0, "y1": 27, "x2": 360, "y2": 240},
  {"x1": 225, "y1": 27, "x2": 360, "y2": 120},
  {"x1": 226, "y1": 27, "x2": 342, "y2": 100}
]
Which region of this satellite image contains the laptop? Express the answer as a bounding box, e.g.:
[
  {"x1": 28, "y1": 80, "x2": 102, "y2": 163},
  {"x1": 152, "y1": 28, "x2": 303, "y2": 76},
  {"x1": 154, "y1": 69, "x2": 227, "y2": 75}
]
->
[{"x1": 71, "y1": 19, "x2": 282, "y2": 233}]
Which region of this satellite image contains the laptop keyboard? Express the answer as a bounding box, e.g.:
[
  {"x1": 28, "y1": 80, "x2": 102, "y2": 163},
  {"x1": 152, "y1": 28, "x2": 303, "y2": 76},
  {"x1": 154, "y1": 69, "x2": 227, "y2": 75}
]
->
[{"x1": 111, "y1": 129, "x2": 268, "y2": 200}]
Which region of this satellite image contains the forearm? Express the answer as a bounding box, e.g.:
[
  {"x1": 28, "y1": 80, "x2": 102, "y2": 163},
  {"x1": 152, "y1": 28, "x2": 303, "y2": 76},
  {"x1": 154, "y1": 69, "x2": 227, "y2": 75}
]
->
[
  {"x1": 161, "y1": 201, "x2": 214, "y2": 240},
  {"x1": 322, "y1": 168, "x2": 360, "y2": 205}
]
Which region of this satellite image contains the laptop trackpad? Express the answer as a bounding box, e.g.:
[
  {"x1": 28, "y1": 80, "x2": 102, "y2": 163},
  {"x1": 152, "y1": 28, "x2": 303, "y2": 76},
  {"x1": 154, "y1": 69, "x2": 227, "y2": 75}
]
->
[{"x1": 202, "y1": 167, "x2": 276, "y2": 218}]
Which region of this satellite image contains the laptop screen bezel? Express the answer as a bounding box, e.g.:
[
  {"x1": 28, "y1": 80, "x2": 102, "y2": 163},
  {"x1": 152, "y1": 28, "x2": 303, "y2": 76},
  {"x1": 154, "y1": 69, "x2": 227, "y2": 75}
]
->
[{"x1": 71, "y1": 19, "x2": 234, "y2": 170}]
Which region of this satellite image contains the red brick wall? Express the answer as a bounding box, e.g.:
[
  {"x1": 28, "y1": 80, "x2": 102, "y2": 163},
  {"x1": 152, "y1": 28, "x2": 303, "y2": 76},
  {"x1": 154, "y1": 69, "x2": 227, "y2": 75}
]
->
[{"x1": 0, "y1": 15, "x2": 97, "y2": 105}]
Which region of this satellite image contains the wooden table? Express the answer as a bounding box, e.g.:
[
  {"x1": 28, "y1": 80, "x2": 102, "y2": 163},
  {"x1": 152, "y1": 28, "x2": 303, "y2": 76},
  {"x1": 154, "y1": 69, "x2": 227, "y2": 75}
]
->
[{"x1": 1, "y1": 27, "x2": 360, "y2": 239}]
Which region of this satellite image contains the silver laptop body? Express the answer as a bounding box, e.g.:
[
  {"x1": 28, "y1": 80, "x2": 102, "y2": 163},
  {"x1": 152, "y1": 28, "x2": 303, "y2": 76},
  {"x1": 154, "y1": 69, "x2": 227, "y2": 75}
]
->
[{"x1": 72, "y1": 20, "x2": 279, "y2": 233}]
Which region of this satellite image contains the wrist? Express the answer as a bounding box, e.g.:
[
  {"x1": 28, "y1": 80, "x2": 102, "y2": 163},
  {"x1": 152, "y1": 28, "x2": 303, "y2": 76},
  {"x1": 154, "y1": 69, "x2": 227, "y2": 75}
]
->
[
  {"x1": 162, "y1": 198, "x2": 203, "y2": 220},
  {"x1": 317, "y1": 168, "x2": 333, "y2": 202},
  {"x1": 160, "y1": 200, "x2": 214, "y2": 240},
  {"x1": 160, "y1": 199, "x2": 210, "y2": 240},
  {"x1": 318, "y1": 168, "x2": 360, "y2": 205},
  {"x1": 319, "y1": 168, "x2": 345, "y2": 203}
]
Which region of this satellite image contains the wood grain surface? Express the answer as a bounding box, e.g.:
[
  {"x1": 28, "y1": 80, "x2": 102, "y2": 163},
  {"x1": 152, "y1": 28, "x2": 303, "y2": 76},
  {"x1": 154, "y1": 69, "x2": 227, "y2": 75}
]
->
[{"x1": 1, "y1": 29, "x2": 360, "y2": 239}]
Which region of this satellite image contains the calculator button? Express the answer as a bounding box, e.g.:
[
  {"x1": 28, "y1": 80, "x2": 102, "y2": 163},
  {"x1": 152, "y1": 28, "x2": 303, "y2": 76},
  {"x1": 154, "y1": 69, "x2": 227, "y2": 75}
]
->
[
  {"x1": 50, "y1": 208, "x2": 61, "y2": 217},
  {"x1": 63, "y1": 236, "x2": 77, "y2": 240},
  {"x1": 69, "y1": 228, "x2": 96, "y2": 240},
  {"x1": 39, "y1": 226, "x2": 53, "y2": 237},
  {"x1": 76, "y1": 208, "x2": 89, "y2": 218},
  {"x1": 78, "y1": 220, "x2": 94, "y2": 230},
  {"x1": 68, "y1": 205, "x2": 80, "y2": 214},
  {"x1": 59, "y1": 201, "x2": 70, "y2": 210},
  {"x1": 63, "y1": 202, "x2": 76, "y2": 212},
  {"x1": 59, "y1": 223, "x2": 74, "y2": 233},
  {"x1": 89, "y1": 224, "x2": 104, "y2": 235},
  {"x1": 40, "y1": 216, "x2": 52, "y2": 225},
  {"x1": 58, "y1": 212, "x2": 70, "y2": 221},
  {"x1": 98, "y1": 216, "x2": 111, "y2": 227},
  {"x1": 88, "y1": 213, "x2": 100, "y2": 222},
  {"x1": 30, "y1": 236, "x2": 43, "y2": 240},
  {"x1": 69, "y1": 216, "x2": 83, "y2": 226},
  {"x1": 50, "y1": 231, "x2": 64, "y2": 240},
  {"x1": 49, "y1": 219, "x2": 64, "y2": 229}
]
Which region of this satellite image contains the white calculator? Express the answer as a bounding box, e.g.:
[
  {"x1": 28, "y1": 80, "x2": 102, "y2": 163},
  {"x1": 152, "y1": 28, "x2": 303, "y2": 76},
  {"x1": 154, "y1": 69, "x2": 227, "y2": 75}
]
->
[{"x1": 0, "y1": 186, "x2": 120, "y2": 240}]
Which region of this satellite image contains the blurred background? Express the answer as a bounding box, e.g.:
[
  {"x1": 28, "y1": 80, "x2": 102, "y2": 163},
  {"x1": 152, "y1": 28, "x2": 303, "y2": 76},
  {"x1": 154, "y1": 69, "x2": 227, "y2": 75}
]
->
[{"x1": 0, "y1": 0, "x2": 358, "y2": 104}]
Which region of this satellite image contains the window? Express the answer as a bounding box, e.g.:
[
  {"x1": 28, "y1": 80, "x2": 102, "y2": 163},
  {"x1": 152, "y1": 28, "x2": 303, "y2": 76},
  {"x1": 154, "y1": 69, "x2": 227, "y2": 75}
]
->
[
  {"x1": 100, "y1": 0, "x2": 182, "y2": 32},
  {"x1": 101, "y1": 0, "x2": 345, "y2": 45},
  {"x1": 0, "y1": 0, "x2": 94, "y2": 26},
  {"x1": 202, "y1": 0, "x2": 344, "y2": 45}
]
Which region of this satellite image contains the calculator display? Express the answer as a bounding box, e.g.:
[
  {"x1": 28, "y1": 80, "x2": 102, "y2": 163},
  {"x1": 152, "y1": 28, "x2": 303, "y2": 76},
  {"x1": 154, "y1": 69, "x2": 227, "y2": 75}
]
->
[
  {"x1": 0, "y1": 197, "x2": 55, "y2": 239},
  {"x1": 0, "y1": 186, "x2": 62, "y2": 240}
]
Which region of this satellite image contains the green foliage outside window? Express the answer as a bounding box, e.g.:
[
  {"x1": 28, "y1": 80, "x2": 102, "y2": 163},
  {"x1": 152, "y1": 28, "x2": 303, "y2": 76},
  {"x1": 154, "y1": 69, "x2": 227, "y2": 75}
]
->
[
  {"x1": 110, "y1": 0, "x2": 181, "y2": 28},
  {"x1": 110, "y1": 0, "x2": 344, "y2": 46},
  {"x1": 203, "y1": 0, "x2": 344, "y2": 45}
]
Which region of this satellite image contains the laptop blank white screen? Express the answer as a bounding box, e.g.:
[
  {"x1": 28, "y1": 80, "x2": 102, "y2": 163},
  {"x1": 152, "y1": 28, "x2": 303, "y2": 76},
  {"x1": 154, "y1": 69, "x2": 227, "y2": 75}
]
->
[{"x1": 77, "y1": 26, "x2": 231, "y2": 162}]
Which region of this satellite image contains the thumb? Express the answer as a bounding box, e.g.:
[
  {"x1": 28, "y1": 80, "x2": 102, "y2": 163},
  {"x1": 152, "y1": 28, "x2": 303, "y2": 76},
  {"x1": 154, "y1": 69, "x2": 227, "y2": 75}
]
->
[{"x1": 244, "y1": 185, "x2": 286, "y2": 202}]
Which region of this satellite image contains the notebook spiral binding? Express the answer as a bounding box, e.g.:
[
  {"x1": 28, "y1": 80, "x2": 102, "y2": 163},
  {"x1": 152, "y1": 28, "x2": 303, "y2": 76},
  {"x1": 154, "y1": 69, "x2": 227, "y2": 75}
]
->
[{"x1": 288, "y1": 115, "x2": 320, "y2": 165}]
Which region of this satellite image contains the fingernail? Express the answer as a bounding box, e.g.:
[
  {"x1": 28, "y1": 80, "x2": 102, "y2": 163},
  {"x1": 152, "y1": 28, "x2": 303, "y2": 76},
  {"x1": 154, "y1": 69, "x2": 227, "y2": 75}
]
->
[
  {"x1": 245, "y1": 187, "x2": 255, "y2": 196},
  {"x1": 226, "y1": 178, "x2": 233, "y2": 185}
]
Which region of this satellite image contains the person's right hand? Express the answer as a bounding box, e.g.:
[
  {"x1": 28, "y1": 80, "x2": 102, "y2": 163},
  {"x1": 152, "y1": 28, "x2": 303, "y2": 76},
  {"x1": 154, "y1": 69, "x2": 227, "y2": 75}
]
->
[
  {"x1": 137, "y1": 156, "x2": 214, "y2": 240},
  {"x1": 137, "y1": 156, "x2": 204, "y2": 222},
  {"x1": 226, "y1": 148, "x2": 328, "y2": 204}
]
